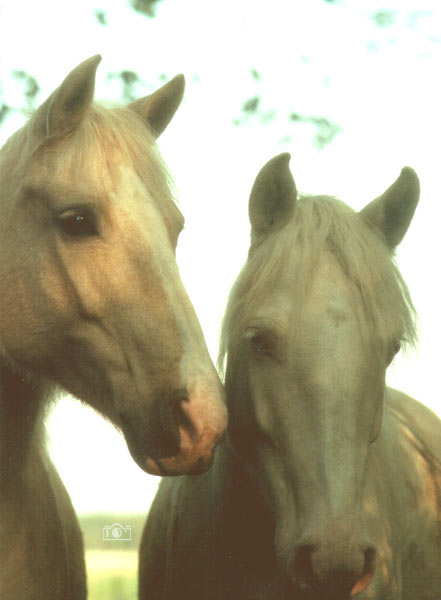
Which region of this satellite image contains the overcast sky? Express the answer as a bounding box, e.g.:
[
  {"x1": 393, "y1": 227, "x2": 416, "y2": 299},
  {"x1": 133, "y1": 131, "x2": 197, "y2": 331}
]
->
[{"x1": 0, "y1": 0, "x2": 440, "y2": 514}]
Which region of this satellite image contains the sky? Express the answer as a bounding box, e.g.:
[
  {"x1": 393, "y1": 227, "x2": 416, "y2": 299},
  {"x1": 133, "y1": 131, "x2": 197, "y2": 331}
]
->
[{"x1": 0, "y1": 0, "x2": 440, "y2": 514}]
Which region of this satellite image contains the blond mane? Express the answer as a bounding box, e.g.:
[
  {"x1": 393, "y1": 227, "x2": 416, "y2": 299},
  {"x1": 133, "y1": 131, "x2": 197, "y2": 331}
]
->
[{"x1": 219, "y1": 194, "x2": 417, "y2": 373}]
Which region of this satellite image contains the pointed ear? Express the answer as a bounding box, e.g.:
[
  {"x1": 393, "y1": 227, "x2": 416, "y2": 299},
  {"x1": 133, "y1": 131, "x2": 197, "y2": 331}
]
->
[
  {"x1": 42, "y1": 55, "x2": 101, "y2": 137},
  {"x1": 128, "y1": 74, "x2": 185, "y2": 138},
  {"x1": 360, "y1": 167, "x2": 420, "y2": 249},
  {"x1": 249, "y1": 153, "x2": 296, "y2": 240}
]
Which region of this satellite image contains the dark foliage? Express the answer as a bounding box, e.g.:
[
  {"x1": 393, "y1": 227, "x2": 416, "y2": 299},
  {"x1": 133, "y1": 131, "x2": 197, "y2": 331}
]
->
[
  {"x1": 95, "y1": 10, "x2": 107, "y2": 25},
  {"x1": 372, "y1": 10, "x2": 396, "y2": 28},
  {"x1": 12, "y1": 70, "x2": 39, "y2": 106},
  {"x1": 107, "y1": 70, "x2": 141, "y2": 103},
  {"x1": 233, "y1": 69, "x2": 341, "y2": 150},
  {"x1": 0, "y1": 104, "x2": 9, "y2": 126},
  {"x1": 129, "y1": 0, "x2": 163, "y2": 18},
  {"x1": 242, "y1": 96, "x2": 260, "y2": 115},
  {"x1": 0, "y1": 70, "x2": 39, "y2": 128},
  {"x1": 289, "y1": 113, "x2": 341, "y2": 149}
]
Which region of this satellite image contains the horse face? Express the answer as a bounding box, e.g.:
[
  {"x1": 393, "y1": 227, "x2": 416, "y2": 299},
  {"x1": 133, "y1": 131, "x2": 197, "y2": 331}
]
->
[
  {"x1": 237, "y1": 253, "x2": 386, "y2": 596},
  {"x1": 0, "y1": 57, "x2": 226, "y2": 476}
]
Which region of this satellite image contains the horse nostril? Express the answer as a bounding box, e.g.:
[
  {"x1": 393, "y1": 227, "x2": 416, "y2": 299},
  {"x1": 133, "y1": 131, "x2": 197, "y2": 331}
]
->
[
  {"x1": 174, "y1": 395, "x2": 198, "y2": 439},
  {"x1": 119, "y1": 389, "x2": 188, "y2": 462},
  {"x1": 292, "y1": 545, "x2": 316, "y2": 588},
  {"x1": 291, "y1": 540, "x2": 377, "y2": 596}
]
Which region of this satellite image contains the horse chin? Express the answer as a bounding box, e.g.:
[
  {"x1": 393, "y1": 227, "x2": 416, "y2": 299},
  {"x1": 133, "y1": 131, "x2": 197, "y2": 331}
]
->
[
  {"x1": 144, "y1": 423, "x2": 222, "y2": 476},
  {"x1": 145, "y1": 452, "x2": 214, "y2": 476},
  {"x1": 283, "y1": 576, "x2": 372, "y2": 600}
]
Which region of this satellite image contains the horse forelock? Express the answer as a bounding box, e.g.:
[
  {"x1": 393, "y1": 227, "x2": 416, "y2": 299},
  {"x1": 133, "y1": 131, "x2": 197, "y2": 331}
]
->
[
  {"x1": 2, "y1": 102, "x2": 179, "y2": 230},
  {"x1": 219, "y1": 194, "x2": 417, "y2": 375}
]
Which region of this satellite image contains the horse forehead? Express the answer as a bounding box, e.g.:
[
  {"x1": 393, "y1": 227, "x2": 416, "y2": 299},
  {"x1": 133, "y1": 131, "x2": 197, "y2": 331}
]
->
[
  {"x1": 305, "y1": 254, "x2": 358, "y2": 322},
  {"x1": 256, "y1": 253, "x2": 357, "y2": 331},
  {"x1": 23, "y1": 155, "x2": 114, "y2": 204},
  {"x1": 111, "y1": 165, "x2": 183, "y2": 231}
]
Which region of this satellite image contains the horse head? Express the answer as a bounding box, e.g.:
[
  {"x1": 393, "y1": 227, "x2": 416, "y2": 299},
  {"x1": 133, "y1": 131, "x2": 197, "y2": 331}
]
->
[
  {"x1": 0, "y1": 56, "x2": 227, "y2": 476},
  {"x1": 222, "y1": 154, "x2": 419, "y2": 596}
]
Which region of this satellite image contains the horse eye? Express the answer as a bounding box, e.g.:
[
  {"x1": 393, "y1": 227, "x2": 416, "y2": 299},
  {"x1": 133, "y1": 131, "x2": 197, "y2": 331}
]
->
[
  {"x1": 245, "y1": 326, "x2": 279, "y2": 358},
  {"x1": 58, "y1": 209, "x2": 98, "y2": 237},
  {"x1": 250, "y1": 333, "x2": 267, "y2": 354},
  {"x1": 245, "y1": 329, "x2": 272, "y2": 356}
]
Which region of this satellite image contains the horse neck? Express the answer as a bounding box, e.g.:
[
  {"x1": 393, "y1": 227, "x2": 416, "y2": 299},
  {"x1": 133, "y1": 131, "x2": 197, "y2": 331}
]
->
[
  {"x1": 0, "y1": 363, "x2": 46, "y2": 486},
  {"x1": 218, "y1": 437, "x2": 272, "y2": 519},
  {"x1": 209, "y1": 439, "x2": 277, "y2": 568}
]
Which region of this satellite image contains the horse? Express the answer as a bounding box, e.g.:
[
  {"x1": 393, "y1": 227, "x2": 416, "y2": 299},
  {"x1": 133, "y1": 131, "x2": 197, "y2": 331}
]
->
[
  {"x1": 0, "y1": 55, "x2": 226, "y2": 599},
  {"x1": 139, "y1": 153, "x2": 441, "y2": 599}
]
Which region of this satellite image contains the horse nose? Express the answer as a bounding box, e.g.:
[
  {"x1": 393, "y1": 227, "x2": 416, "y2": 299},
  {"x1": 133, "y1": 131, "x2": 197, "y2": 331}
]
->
[
  {"x1": 145, "y1": 381, "x2": 227, "y2": 475},
  {"x1": 292, "y1": 537, "x2": 376, "y2": 597},
  {"x1": 120, "y1": 383, "x2": 227, "y2": 476},
  {"x1": 119, "y1": 388, "x2": 185, "y2": 462}
]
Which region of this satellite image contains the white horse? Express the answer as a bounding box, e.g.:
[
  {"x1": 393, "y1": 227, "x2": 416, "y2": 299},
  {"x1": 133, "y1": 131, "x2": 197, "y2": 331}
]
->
[{"x1": 139, "y1": 154, "x2": 441, "y2": 600}]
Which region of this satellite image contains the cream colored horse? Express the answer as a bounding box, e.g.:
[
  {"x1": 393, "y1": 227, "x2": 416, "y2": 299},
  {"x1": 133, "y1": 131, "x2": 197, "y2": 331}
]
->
[
  {"x1": 139, "y1": 154, "x2": 441, "y2": 600},
  {"x1": 0, "y1": 56, "x2": 226, "y2": 599}
]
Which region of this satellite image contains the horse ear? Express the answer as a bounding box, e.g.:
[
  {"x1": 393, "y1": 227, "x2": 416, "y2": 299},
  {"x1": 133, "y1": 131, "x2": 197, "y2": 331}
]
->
[
  {"x1": 44, "y1": 55, "x2": 101, "y2": 137},
  {"x1": 360, "y1": 167, "x2": 420, "y2": 249},
  {"x1": 128, "y1": 75, "x2": 185, "y2": 138},
  {"x1": 249, "y1": 153, "x2": 297, "y2": 239}
]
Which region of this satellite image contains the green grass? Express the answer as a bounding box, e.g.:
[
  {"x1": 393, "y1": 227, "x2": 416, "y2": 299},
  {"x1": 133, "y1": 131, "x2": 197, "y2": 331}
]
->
[
  {"x1": 88, "y1": 571, "x2": 137, "y2": 600},
  {"x1": 86, "y1": 550, "x2": 137, "y2": 600}
]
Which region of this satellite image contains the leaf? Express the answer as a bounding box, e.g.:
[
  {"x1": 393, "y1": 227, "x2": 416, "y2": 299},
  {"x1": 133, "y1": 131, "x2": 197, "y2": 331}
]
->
[
  {"x1": 129, "y1": 0, "x2": 163, "y2": 18},
  {"x1": 95, "y1": 10, "x2": 107, "y2": 26}
]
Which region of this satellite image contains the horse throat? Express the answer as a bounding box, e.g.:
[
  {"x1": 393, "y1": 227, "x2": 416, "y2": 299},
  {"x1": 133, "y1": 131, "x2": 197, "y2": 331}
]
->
[{"x1": 0, "y1": 363, "x2": 46, "y2": 489}]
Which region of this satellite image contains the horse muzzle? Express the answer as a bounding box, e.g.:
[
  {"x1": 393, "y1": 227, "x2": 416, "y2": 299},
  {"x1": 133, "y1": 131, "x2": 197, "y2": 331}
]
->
[
  {"x1": 289, "y1": 535, "x2": 376, "y2": 598},
  {"x1": 277, "y1": 516, "x2": 376, "y2": 599},
  {"x1": 119, "y1": 382, "x2": 227, "y2": 476}
]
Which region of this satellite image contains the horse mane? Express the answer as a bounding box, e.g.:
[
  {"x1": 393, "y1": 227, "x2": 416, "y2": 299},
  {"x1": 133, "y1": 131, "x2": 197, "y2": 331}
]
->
[{"x1": 219, "y1": 194, "x2": 417, "y2": 374}]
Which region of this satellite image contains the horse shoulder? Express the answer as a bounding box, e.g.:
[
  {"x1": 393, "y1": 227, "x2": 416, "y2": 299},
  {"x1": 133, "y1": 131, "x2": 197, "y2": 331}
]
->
[
  {"x1": 372, "y1": 389, "x2": 441, "y2": 596},
  {"x1": 381, "y1": 388, "x2": 441, "y2": 519},
  {"x1": 386, "y1": 387, "x2": 441, "y2": 464}
]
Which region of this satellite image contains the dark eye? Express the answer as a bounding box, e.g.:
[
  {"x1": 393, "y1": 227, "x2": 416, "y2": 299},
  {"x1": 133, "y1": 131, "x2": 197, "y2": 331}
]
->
[
  {"x1": 250, "y1": 333, "x2": 268, "y2": 354},
  {"x1": 245, "y1": 328, "x2": 274, "y2": 357},
  {"x1": 58, "y1": 208, "x2": 98, "y2": 237}
]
